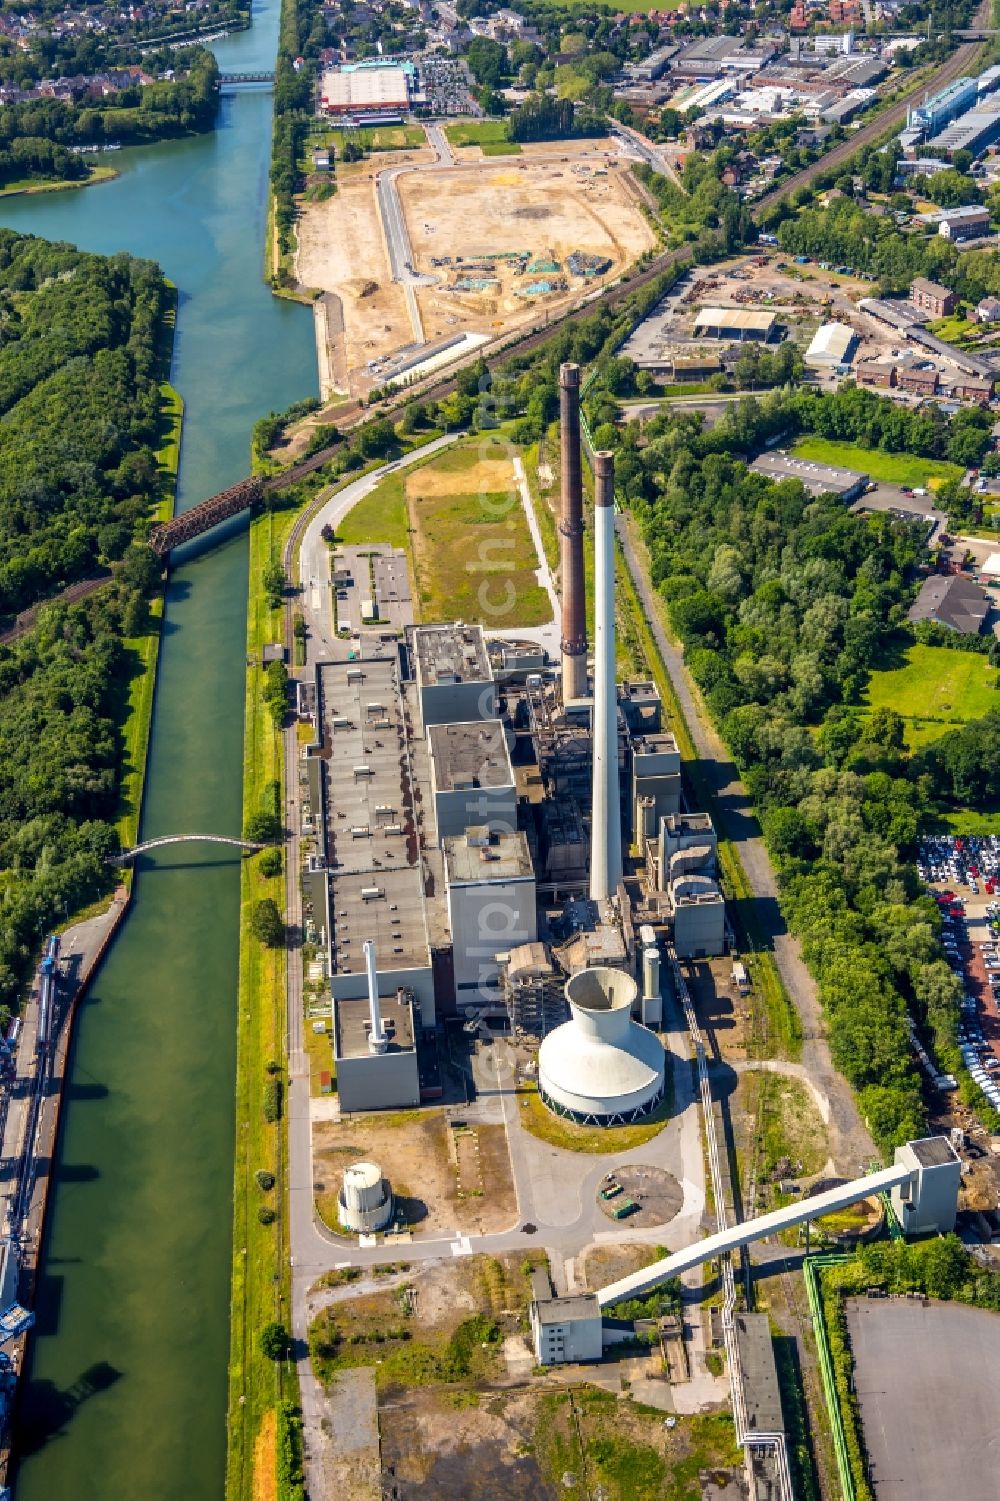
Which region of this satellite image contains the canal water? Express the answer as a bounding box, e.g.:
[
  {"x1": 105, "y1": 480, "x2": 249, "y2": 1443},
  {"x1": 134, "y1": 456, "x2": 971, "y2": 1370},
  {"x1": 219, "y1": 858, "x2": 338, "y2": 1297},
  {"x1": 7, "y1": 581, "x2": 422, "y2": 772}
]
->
[{"x1": 0, "y1": 9, "x2": 317, "y2": 1498}]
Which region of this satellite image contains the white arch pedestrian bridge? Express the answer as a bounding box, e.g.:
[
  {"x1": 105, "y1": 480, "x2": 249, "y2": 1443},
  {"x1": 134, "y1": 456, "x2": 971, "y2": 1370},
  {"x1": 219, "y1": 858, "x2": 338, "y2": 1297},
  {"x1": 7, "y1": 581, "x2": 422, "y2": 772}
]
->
[{"x1": 110, "y1": 835, "x2": 273, "y2": 864}]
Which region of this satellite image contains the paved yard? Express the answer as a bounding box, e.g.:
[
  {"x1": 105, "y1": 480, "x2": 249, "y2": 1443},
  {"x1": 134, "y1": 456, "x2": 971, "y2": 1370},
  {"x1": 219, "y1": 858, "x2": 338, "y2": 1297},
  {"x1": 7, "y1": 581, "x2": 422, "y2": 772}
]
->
[{"x1": 847, "y1": 1297, "x2": 1000, "y2": 1500}]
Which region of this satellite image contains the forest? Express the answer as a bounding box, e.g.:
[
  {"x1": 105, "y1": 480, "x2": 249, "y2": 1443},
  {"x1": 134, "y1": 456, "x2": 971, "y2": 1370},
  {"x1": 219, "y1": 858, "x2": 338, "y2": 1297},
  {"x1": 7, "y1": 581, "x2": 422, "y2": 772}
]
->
[
  {"x1": 0, "y1": 228, "x2": 169, "y2": 1016},
  {"x1": 0, "y1": 230, "x2": 171, "y2": 616},
  {"x1": 607, "y1": 384, "x2": 996, "y2": 1146}
]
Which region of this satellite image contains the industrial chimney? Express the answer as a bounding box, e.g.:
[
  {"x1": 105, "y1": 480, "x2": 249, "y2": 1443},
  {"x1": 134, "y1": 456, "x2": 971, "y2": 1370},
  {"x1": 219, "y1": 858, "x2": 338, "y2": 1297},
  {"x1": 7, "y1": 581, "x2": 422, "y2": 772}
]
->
[
  {"x1": 558, "y1": 362, "x2": 587, "y2": 704},
  {"x1": 589, "y1": 451, "x2": 622, "y2": 903},
  {"x1": 363, "y1": 939, "x2": 388, "y2": 1054}
]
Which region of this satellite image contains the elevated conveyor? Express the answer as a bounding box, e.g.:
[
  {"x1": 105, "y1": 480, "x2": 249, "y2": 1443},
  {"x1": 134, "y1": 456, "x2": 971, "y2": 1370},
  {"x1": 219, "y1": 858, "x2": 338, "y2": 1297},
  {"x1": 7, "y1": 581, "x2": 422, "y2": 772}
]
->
[{"x1": 597, "y1": 1161, "x2": 912, "y2": 1307}]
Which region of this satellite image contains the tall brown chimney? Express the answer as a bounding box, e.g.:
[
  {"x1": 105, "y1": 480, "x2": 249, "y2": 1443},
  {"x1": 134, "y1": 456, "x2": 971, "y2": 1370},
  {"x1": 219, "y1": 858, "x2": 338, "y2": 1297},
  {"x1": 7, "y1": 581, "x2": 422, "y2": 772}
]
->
[{"x1": 559, "y1": 362, "x2": 587, "y2": 703}]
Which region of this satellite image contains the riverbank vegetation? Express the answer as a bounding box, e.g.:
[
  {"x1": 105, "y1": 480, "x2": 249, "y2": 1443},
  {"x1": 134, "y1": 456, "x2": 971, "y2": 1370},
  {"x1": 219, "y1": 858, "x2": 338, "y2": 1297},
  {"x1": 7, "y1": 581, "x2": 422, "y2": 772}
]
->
[
  {"x1": 0, "y1": 230, "x2": 176, "y2": 1021},
  {"x1": 229, "y1": 502, "x2": 300, "y2": 1501},
  {"x1": 0, "y1": 49, "x2": 220, "y2": 188}
]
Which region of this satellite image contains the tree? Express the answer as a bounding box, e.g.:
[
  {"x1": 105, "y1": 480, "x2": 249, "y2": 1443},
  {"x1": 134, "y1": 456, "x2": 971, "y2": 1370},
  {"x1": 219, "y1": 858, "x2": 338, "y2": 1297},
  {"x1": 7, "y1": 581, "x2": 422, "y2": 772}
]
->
[
  {"x1": 263, "y1": 558, "x2": 285, "y2": 609},
  {"x1": 250, "y1": 897, "x2": 284, "y2": 947},
  {"x1": 259, "y1": 1321, "x2": 291, "y2": 1361},
  {"x1": 258, "y1": 847, "x2": 283, "y2": 878}
]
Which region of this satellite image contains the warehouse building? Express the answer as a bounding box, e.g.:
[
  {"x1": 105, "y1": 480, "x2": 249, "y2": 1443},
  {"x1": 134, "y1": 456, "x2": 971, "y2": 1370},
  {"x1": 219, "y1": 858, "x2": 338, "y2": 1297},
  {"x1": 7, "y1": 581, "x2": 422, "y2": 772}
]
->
[
  {"x1": 804, "y1": 320, "x2": 857, "y2": 368},
  {"x1": 693, "y1": 307, "x2": 777, "y2": 342},
  {"x1": 749, "y1": 450, "x2": 869, "y2": 500},
  {"x1": 928, "y1": 106, "x2": 1000, "y2": 160},
  {"x1": 320, "y1": 61, "x2": 412, "y2": 118},
  {"x1": 314, "y1": 654, "x2": 437, "y2": 1026},
  {"x1": 444, "y1": 827, "x2": 536, "y2": 998},
  {"x1": 906, "y1": 75, "x2": 978, "y2": 139},
  {"x1": 334, "y1": 988, "x2": 421, "y2": 1113}
]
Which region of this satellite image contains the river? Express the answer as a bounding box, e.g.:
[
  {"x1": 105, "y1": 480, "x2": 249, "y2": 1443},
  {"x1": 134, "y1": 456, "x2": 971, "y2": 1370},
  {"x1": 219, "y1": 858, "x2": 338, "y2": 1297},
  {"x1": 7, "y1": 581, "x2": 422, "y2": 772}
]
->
[{"x1": 0, "y1": 8, "x2": 317, "y2": 1498}]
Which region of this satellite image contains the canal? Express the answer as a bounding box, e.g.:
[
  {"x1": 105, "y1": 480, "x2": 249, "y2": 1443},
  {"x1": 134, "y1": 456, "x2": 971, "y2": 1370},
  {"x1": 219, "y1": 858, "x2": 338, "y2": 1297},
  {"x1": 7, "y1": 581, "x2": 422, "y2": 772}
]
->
[{"x1": 0, "y1": 7, "x2": 317, "y2": 1498}]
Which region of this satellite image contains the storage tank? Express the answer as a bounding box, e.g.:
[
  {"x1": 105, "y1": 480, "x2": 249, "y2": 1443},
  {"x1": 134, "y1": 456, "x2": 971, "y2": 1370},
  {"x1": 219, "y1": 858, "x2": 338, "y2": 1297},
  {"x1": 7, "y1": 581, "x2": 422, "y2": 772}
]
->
[
  {"x1": 538, "y1": 966, "x2": 666, "y2": 1125},
  {"x1": 338, "y1": 1160, "x2": 393, "y2": 1233}
]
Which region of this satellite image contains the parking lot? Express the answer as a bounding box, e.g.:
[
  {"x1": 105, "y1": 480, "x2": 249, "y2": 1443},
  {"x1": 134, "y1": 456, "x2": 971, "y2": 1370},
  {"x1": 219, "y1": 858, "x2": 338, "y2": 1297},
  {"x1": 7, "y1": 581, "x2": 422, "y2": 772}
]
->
[{"x1": 919, "y1": 834, "x2": 1000, "y2": 1107}]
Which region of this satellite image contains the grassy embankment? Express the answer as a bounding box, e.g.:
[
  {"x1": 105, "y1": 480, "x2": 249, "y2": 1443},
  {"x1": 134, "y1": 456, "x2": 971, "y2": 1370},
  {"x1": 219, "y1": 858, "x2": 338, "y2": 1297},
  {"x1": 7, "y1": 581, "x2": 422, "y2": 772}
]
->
[
  {"x1": 228, "y1": 500, "x2": 299, "y2": 1501},
  {"x1": 790, "y1": 437, "x2": 964, "y2": 491},
  {"x1": 115, "y1": 289, "x2": 183, "y2": 858},
  {"x1": 519, "y1": 1082, "x2": 673, "y2": 1153},
  {"x1": 0, "y1": 163, "x2": 118, "y2": 197}
]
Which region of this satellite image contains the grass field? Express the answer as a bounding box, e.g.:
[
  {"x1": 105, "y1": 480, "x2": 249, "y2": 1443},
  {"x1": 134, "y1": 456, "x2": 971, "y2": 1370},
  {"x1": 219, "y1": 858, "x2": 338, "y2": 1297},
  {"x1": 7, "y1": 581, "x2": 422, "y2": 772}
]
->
[
  {"x1": 227, "y1": 504, "x2": 297, "y2": 1501},
  {"x1": 0, "y1": 162, "x2": 117, "y2": 196},
  {"x1": 481, "y1": 138, "x2": 523, "y2": 156},
  {"x1": 519, "y1": 1085, "x2": 672, "y2": 1153},
  {"x1": 325, "y1": 124, "x2": 425, "y2": 153},
  {"x1": 791, "y1": 437, "x2": 964, "y2": 490},
  {"x1": 444, "y1": 120, "x2": 512, "y2": 149},
  {"x1": 336, "y1": 471, "x2": 410, "y2": 550},
  {"x1": 863, "y1": 642, "x2": 998, "y2": 748},
  {"x1": 406, "y1": 440, "x2": 550, "y2": 627}
]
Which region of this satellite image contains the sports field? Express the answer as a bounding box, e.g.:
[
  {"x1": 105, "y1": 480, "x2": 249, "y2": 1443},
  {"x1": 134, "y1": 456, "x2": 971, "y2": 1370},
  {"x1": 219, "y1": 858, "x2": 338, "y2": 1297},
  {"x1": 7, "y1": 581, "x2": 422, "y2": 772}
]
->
[
  {"x1": 863, "y1": 642, "x2": 998, "y2": 748},
  {"x1": 791, "y1": 437, "x2": 964, "y2": 490}
]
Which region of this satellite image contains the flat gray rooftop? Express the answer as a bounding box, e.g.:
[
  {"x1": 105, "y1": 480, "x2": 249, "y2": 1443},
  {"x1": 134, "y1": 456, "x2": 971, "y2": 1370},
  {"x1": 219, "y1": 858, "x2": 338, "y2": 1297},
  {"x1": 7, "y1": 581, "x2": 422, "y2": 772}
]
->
[
  {"x1": 335, "y1": 993, "x2": 415, "y2": 1060},
  {"x1": 444, "y1": 829, "x2": 533, "y2": 884},
  {"x1": 318, "y1": 655, "x2": 429, "y2": 973},
  {"x1": 750, "y1": 451, "x2": 867, "y2": 495},
  {"x1": 414, "y1": 623, "x2": 491, "y2": 686},
  {"x1": 847, "y1": 1298, "x2": 1000, "y2": 1501},
  {"x1": 909, "y1": 1135, "x2": 958, "y2": 1167},
  {"x1": 735, "y1": 1313, "x2": 784, "y2": 1434},
  {"x1": 663, "y1": 812, "x2": 714, "y2": 836},
  {"x1": 428, "y1": 720, "x2": 512, "y2": 791},
  {"x1": 534, "y1": 1294, "x2": 600, "y2": 1325}
]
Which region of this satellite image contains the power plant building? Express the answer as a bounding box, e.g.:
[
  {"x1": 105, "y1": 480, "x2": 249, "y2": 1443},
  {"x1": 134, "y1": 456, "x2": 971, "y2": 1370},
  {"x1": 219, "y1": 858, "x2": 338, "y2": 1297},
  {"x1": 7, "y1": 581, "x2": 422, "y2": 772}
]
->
[
  {"x1": 538, "y1": 967, "x2": 666, "y2": 1124},
  {"x1": 428, "y1": 719, "x2": 516, "y2": 838},
  {"x1": 891, "y1": 1136, "x2": 961, "y2": 1235},
  {"x1": 334, "y1": 988, "x2": 420, "y2": 1113},
  {"x1": 412, "y1": 623, "x2": 496, "y2": 729},
  {"x1": 445, "y1": 828, "x2": 536, "y2": 998},
  {"x1": 656, "y1": 813, "x2": 726, "y2": 958}
]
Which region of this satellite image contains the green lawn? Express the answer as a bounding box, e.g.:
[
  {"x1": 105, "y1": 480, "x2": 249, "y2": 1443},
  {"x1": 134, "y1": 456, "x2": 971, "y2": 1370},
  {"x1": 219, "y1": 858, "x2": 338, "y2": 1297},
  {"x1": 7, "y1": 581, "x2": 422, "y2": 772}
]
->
[
  {"x1": 445, "y1": 120, "x2": 512, "y2": 149},
  {"x1": 335, "y1": 471, "x2": 410, "y2": 550},
  {"x1": 863, "y1": 642, "x2": 998, "y2": 748},
  {"x1": 791, "y1": 437, "x2": 964, "y2": 490},
  {"x1": 925, "y1": 315, "x2": 978, "y2": 345},
  {"x1": 481, "y1": 139, "x2": 522, "y2": 156},
  {"x1": 325, "y1": 123, "x2": 425, "y2": 153}
]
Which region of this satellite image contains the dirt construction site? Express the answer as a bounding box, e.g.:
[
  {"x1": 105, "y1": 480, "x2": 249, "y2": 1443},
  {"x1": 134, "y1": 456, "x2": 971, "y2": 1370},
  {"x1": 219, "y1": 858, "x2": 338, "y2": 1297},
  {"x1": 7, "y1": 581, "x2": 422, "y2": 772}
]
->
[{"x1": 295, "y1": 135, "x2": 655, "y2": 397}]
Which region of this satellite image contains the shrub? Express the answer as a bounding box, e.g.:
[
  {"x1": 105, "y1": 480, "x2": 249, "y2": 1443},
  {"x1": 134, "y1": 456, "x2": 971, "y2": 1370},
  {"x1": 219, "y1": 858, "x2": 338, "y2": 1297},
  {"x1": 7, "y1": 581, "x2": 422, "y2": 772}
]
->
[
  {"x1": 258, "y1": 1205, "x2": 277, "y2": 1225},
  {"x1": 256, "y1": 1169, "x2": 276, "y2": 1191},
  {"x1": 263, "y1": 1077, "x2": 283, "y2": 1124}
]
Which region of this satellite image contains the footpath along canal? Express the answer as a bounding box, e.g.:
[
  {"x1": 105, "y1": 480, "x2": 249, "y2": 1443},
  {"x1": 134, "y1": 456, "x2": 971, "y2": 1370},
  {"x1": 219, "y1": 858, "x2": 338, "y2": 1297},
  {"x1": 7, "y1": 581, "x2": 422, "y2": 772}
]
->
[{"x1": 0, "y1": 6, "x2": 317, "y2": 1498}]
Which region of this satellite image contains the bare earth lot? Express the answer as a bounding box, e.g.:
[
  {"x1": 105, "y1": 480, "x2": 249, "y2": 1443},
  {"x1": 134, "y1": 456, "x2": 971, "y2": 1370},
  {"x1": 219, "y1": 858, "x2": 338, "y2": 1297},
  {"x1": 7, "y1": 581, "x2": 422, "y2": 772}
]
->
[
  {"x1": 312, "y1": 1108, "x2": 518, "y2": 1237},
  {"x1": 295, "y1": 142, "x2": 654, "y2": 394}
]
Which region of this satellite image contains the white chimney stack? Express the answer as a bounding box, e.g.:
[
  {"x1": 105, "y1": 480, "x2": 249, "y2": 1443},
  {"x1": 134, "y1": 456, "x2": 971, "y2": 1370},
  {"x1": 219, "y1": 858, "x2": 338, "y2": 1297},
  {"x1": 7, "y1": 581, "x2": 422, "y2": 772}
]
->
[
  {"x1": 364, "y1": 939, "x2": 388, "y2": 1054},
  {"x1": 589, "y1": 451, "x2": 622, "y2": 902}
]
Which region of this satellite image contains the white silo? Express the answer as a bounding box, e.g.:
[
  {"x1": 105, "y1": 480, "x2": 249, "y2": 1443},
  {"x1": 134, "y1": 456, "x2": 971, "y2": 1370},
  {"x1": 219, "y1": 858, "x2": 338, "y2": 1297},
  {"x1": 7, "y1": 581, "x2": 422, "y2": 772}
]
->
[
  {"x1": 338, "y1": 1160, "x2": 393, "y2": 1233},
  {"x1": 538, "y1": 966, "x2": 666, "y2": 1125}
]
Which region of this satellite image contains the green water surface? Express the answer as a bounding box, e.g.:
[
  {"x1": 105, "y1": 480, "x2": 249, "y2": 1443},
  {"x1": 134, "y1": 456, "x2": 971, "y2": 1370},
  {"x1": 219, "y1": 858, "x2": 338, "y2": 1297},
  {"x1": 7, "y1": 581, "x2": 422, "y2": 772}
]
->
[{"x1": 0, "y1": 8, "x2": 317, "y2": 1496}]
